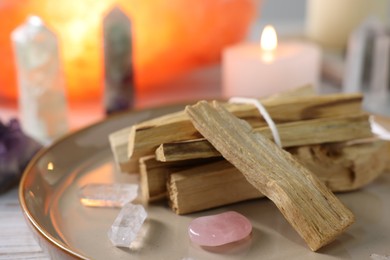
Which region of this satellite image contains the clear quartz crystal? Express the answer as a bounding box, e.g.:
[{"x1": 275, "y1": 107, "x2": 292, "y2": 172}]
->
[
  {"x1": 79, "y1": 183, "x2": 138, "y2": 208},
  {"x1": 108, "y1": 203, "x2": 147, "y2": 247},
  {"x1": 11, "y1": 16, "x2": 68, "y2": 144}
]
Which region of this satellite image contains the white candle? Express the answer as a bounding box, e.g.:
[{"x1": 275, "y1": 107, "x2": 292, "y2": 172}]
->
[
  {"x1": 306, "y1": 0, "x2": 388, "y2": 50},
  {"x1": 222, "y1": 26, "x2": 321, "y2": 98}
]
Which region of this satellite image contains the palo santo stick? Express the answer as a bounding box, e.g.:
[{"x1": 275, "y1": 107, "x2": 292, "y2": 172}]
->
[
  {"x1": 157, "y1": 139, "x2": 218, "y2": 162},
  {"x1": 168, "y1": 160, "x2": 261, "y2": 213},
  {"x1": 112, "y1": 84, "x2": 313, "y2": 165},
  {"x1": 149, "y1": 139, "x2": 389, "y2": 205},
  {"x1": 109, "y1": 126, "x2": 134, "y2": 172},
  {"x1": 185, "y1": 100, "x2": 355, "y2": 251},
  {"x1": 140, "y1": 155, "x2": 176, "y2": 202},
  {"x1": 156, "y1": 114, "x2": 373, "y2": 162},
  {"x1": 167, "y1": 139, "x2": 390, "y2": 214},
  {"x1": 265, "y1": 84, "x2": 316, "y2": 99},
  {"x1": 124, "y1": 93, "x2": 364, "y2": 172},
  {"x1": 139, "y1": 156, "x2": 216, "y2": 202}
]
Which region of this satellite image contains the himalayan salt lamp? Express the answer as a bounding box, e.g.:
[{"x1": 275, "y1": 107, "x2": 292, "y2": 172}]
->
[{"x1": 0, "y1": 0, "x2": 257, "y2": 102}]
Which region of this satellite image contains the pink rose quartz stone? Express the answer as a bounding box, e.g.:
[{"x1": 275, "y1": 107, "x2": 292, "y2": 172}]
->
[{"x1": 188, "y1": 211, "x2": 252, "y2": 247}]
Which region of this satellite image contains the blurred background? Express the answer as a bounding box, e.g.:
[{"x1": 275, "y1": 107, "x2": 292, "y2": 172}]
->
[
  {"x1": 1, "y1": 0, "x2": 389, "y2": 136},
  {"x1": 256, "y1": 0, "x2": 306, "y2": 28}
]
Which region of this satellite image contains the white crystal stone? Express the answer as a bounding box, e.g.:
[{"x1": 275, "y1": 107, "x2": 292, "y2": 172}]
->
[
  {"x1": 79, "y1": 183, "x2": 138, "y2": 208},
  {"x1": 108, "y1": 203, "x2": 147, "y2": 247},
  {"x1": 11, "y1": 15, "x2": 68, "y2": 143}
]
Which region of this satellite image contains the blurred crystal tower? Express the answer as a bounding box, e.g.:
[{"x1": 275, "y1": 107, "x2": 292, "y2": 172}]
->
[
  {"x1": 103, "y1": 6, "x2": 134, "y2": 114},
  {"x1": 11, "y1": 16, "x2": 68, "y2": 143}
]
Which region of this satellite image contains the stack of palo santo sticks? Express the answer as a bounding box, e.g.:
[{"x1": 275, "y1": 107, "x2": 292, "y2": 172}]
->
[{"x1": 109, "y1": 86, "x2": 390, "y2": 251}]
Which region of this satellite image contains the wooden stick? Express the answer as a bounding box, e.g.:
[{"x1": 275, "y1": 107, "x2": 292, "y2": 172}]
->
[
  {"x1": 264, "y1": 84, "x2": 316, "y2": 99},
  {"x1": 143, "y1": 138, "x2": 388, "y2": 205},
  {"x1": 185, "y1": 100, "x2": 355, "y2": 251},
  {"x1": 167, "y1": 139, "x2": 390, "y2": 214},
  {"x1": 123, "y1": 93, "x2": 364, "y2": 172},
  {"x1": 140, "y1": 155, "x2": 175, "y2": 202},
  {"x1": 168, "y1": 160, "x2": 260, "y2": 213},
  {"x1": 139, "y1": 156, "x2": 216, "y2": 202},
  {"x1": 156, "y1": 114, "x2": 372, "y2": 162},
  {"x1": 109, "y1": 126, "x2": 134, "y2": 173}
]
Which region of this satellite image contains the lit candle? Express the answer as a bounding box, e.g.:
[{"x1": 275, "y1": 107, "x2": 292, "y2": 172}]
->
[{"x1": 222, "y1": 25, "x2": 322, "y2": 98}]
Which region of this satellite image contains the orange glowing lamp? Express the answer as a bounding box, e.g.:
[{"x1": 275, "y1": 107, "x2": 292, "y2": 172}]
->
[{"x1": 0, "y1": 0, "x2": 256, "y2": 102}]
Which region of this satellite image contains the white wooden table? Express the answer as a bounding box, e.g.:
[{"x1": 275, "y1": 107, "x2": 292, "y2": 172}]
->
[{"x1": 0, "y1": 188, "x2": 49, "y2": 260}]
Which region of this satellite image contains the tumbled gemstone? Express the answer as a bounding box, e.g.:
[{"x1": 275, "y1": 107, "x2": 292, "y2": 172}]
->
[
  {"x1": 188, "y1": 211, "x2": 252, "y2": 246},
  {"x1": 79, "y1": 183, "x2": 138, "y2": 207},
  {"x1": 108, "y1": 203, "x2": 147, "y2": 247}
]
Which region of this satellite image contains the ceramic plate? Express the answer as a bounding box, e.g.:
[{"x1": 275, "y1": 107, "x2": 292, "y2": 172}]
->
[{"x1": 19, "y1": 104, "x2": 390, "y2": 259}]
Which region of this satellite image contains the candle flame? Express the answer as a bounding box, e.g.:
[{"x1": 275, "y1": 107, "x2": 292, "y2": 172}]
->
[
  {"x1": 260, "y1": 25, "x2": 278, "y2": 51},
  {"x1": 260, "y1": 25, "x2": 277, "y2": 62}
]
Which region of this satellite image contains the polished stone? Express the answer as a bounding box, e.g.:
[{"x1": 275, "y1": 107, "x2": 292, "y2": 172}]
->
[{"x1": 188, "y1": 211, "x2": 252, "y2": 247}]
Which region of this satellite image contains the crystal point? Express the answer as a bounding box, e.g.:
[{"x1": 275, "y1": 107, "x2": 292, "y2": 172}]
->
[
  {"x1": 103, "y1": 6, "x2": 134, "y2": 114},
  {"x1": 188, "y1": 211, "x2": 252, "y2": 247},
  {"x1": 11, "y1": 16, "x2": 68, "y2": 143},
  {"x1": 108, "y1": 203, "x2": 147, "y2": 247},
  {"x1": 79, "y1": 183, "x2": 138, "y2": 208}
]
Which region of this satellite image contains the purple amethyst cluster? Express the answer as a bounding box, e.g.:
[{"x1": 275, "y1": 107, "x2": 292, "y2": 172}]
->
[{"x1": 0, "y1": 119, "x2": 42, "y2": 193}]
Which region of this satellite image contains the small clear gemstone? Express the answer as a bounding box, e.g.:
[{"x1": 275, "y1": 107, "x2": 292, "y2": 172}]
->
[
  {"x1": 108, "y1": 203, "x2": 147, "y2": 247},
  {"x1": 188, "y1": 211, "x2": 252, "y2": 246},
  {"x1": 79, "y1": 183, "x2": 138, "y2": 207}
]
